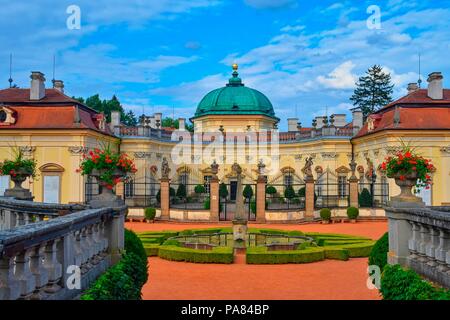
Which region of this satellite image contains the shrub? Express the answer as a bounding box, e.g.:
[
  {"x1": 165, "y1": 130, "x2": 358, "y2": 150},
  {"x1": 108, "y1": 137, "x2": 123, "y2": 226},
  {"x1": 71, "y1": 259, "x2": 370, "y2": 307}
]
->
[
  {"x1": 338, "y1": 242, "x2": 375, "y2": 257},
  {"x1": 144, "y1": 244, "x2": 160, "y2": 256},
  {"x1": 194, "y1": 184, "x2": 206, "y2": 194},
  {"x1": 266, "y1": 185, "x2": 277, "y2": 195},
  {"x1": 176, "y1": 184, "x2": 187, "y2": 199},
  {"x1": 359, "y1": 188, "x2": 373, "y2": 207},
  {"x1": 144, "y1": 207, "x2": 156, "y2": 221},
  {"x1": 324, "y1": 248, "x2": 349, "y2": 261},
  {"x1": 381, "y1": 265, "x2": 450, "y2": 300},
  {"x1": 219, "y1": 183, "x2": 229, "y2": 198},
  {"x1": 347, "y1": 207, "x2": 359, "y2": 220},
  {"x1": 158, "y1": 246, "x2": 234, "y2": 264},
  {"x1": 243, "y1": 185, "x2": 254, "y2": 200},
  {"x1": 369, "y1": 232, "x2": 389, "y2": 271},
  {"x1": 320, "y1": 208, "x2": 331, "y2": 221},
  {"x1": 81, "y1": 229, "x2": 148, "y2": 300},
  {"x1": 284, "y1": 185, "x2": 296, "y2": 199}
]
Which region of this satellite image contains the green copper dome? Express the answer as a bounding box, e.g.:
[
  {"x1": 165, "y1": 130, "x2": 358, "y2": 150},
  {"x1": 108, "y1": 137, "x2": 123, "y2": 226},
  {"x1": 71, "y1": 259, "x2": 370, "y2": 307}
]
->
[{"x1": 192, "y1": 66, "x2": 278, "y2": 120}]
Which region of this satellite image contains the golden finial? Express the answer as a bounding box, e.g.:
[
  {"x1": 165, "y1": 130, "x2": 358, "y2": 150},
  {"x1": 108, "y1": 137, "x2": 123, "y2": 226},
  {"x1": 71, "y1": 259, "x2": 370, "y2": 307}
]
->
[{"x1": 232, "y1": 63, "x2": 238, "y2": 71}]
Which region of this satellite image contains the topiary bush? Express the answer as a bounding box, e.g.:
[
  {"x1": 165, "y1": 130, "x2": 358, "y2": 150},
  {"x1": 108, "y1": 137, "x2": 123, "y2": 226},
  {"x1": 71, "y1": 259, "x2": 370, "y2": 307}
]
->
[
  {"x1": 176, "y1": 184, "x2": 187, "y2": 199},
  {"x1": 284, "y1": 185, "x2": 296, "y2": 199},
  {"x1": 381, "y1": 264, "x2": 450, "y2": 300},
  {"x1": 144, "y1": 207, "x2": 156, "y2": 221},
  {"x1": 194, "y1": 184, "x2": 206, "y2": 194},
  {"x1": 368, "y1": 232, "x2": 389, "y2": 271},
  {"x1": 320, "y1": 208, "x2": 331, "y2": 221},
  {"x1": 298, "y1": 186, "x2": 306, "y2": 197},
  {"x1": 359, "y1": 188, "x2": 373, "y2": 207},
  {"x1": 266, "y1": 185, "x2": 277, "y2": 195},
  {"x1": 219, "y1": 183, "x2": 229, "y2": 199},
  {"x1": 81, "y1": 229, "x2": 148, "y2": 300},
  {"x1": 203, "y1": 197, "x2": 210, "y2": 210},
  {"x1": 243, "y1": 185, "x2": 254, "y2": 201},
  {"x1": 346, "y1": 207, "x2": 359, "y2": 220}
]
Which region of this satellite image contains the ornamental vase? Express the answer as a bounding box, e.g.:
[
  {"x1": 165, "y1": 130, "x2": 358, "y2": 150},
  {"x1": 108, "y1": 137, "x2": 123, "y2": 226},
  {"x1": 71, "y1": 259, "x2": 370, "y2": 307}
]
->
[
  {"x1": 4, "y1": 167, "x2": 34, "y2": 201},
  {"x1": 391, "y1": 172, "x2": 424, "y2": 205}
]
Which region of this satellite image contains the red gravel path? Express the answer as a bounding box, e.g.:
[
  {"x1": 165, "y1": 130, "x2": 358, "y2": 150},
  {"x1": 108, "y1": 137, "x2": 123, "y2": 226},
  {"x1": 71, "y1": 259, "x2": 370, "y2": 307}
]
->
[{"x1": 128, "y1": 221, "x2": 387, "y2": 300}]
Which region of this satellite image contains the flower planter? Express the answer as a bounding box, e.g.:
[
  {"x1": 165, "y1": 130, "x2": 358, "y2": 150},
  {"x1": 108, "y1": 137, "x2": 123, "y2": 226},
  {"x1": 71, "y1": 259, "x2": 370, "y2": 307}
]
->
[
  {"x1": 4, "y1": 167, "x2": 34, "y2": 201},
  {"x1": 391, "y1": 172, "x2": 424, "y2": 206},
  {"x1": 88, "y1": 168, "x2": 126, "y2": 209}
]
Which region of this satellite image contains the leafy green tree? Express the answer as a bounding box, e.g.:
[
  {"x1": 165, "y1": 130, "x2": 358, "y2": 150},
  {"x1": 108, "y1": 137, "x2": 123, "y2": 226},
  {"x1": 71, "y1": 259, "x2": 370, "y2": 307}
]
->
[
  {"x1": 123, "y1": 110, "x2": 138, "y2": 126},
  {"x1": 350, "y1": 65, "x2": 394, "y2": 120},
  {"x1": 161, "y1": 117, "x2": 194, "y2": 132},
  {"x1": 359, "y1": 188, "x2": 373, "y2": 207},
  {"x1": 194, "y1": 184, "x2": 206, "y2": 194}
]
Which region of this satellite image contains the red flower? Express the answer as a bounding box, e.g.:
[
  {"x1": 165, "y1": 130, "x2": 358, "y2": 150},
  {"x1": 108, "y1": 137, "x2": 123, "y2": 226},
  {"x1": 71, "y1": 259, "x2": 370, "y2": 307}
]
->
[
  {"x1": 404, "y1": 151, "x2": 411, "y2": 158},
  {"x1": 381, "y1": 162, "x2": 387, "y2": 170},
  {"x1": 425, "y1": 174, "x2": 431, "y2": 180},
  {"x1": 399, "y1": 175, "x2": 406, "y2": 181},
  {"x1": 412, "y1": 166, "x2": 416, "y2": 171}
]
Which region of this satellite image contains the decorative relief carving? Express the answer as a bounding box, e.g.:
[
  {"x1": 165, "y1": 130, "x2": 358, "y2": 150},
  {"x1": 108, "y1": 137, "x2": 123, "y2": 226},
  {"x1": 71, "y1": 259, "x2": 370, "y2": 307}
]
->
[
  {"x1": 134, "y1": 152, "x2": 152, "y2": 159},
  {"x1": 321, "y1": 152, "x2": 337, "y2": 159},
  {"x1": 68, "y1": 146, "x2": 87, "y2": 155},
  {"x1": 385, "y1": 146, "x2": 402, "y2": 155},
  {"x1": 295, "y1": 154, "x2": 302, "y2": 161},
  {"x1": 335, "y1": 166, "x2": 351, "y2": 174},
  {"x1": 19, "y1": 146, "x2": 36, "y2": 156},
  {"x1": 440, "y1": 146, "x2": 450, "y2": 154}
]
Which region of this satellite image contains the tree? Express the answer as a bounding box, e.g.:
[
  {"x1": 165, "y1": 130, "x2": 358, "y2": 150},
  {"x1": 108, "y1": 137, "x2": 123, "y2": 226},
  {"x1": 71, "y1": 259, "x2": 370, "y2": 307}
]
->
[
  {"x1": 359, "y1": 188, "x2": 373, "y2": 207},
  {"x1": 123, "y1": 110, "x2": 138, "y2": 126},
  {"x1": 284, "y1": 185, "x2": 296, "y2": 199},
  {"x1": 350, "y1": 65, "x2": 394, "y2": 120},
  {"x1": 161, "y1": 117, "x2": 194, "y2": 133},
  {"x1": 176, "y1": 184, "x2": 187, "y2": 199}
]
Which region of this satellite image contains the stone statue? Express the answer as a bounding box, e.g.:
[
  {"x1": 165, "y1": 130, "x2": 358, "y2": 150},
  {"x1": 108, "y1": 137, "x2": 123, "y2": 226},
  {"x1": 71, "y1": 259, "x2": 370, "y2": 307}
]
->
[
  {"x1": 301, "y1": 156, "x2": 314, "y2": 178},
  {"x1": 232, "y1": 162, "x2": 245, "y2": 221},
  {"x1": 161, "y1": 157, "x2": 171, "y2": 179},
  {"x1": 257, "y1": 159, "x2": 266, "y2": 176},
  {"x1": 211, "y1": 160, "x2": 219, "y2": 177}
]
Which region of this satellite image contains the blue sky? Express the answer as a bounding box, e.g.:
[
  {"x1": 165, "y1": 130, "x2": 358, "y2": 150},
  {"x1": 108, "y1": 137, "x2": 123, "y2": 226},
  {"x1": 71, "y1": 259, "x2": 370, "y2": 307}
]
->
[{"x1": 1, "y1": 0, "x2": 449, "y2": 129}]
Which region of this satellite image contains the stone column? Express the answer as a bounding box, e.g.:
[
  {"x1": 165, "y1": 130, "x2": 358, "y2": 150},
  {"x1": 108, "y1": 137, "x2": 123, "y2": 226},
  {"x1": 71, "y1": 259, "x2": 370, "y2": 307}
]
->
[
  {"x1": 386, "y1": 209, "x2": 412, "y2": 265},
  {"x1": 305, "y1": 176, "x2": 315, "y2": 219},
  {"x1": 256, "y1": 176, "x2": 266, "y2": 223},
  {"x1": 109, "y1": 209, "x2": 126, "y2": 264},
  {"x1": 349, "y1": 177, "x2": 359, "y2": 208},
  {"x1": 68, "y1": 146, "x2": 87, "y2": 204},
  {"x1": 209, "y1": 176, "x2": 219, "y2": 222},
  {"x1": 160, "y1": 178, "x2": 170, "y2": 220}
]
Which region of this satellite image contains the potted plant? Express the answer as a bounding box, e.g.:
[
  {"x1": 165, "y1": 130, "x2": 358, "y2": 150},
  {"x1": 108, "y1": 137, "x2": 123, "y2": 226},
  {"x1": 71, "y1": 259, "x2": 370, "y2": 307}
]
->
[
  {"x1": 380, "y1": 147, "x2": 435, "y2": 204},
  {"x1": 347, "y1": 207, "x2": 359, "y2": 223},
  {"x1": 0, "y1": 148, "x2": 37, "y2": 200},
  {"x1": 194, "y1": 184, "x2": 206, "y2": 201},
  {"x1": 319, "y1": 208, "x2": 331, "y2": 224},
  {"x1": 77, "y1": 144, "x2": 137, "y2": 207},
  {"x1": 144, "y1": 207, "x2": 156, "y2": 223}
]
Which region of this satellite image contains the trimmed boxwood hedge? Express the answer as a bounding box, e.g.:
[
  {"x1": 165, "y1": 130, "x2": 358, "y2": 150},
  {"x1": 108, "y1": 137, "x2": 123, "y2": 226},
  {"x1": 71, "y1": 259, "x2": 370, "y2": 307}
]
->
[
  {"x1": 81, "y1": 229, "x2": 148, "y2": 300},
  {"x1": 247, "y1": 247, "x2": 325, "y2": 264},
  {"x1": 324, "y1": 248, "x2": 350, "y2": 261},
  {"x1": 158, "y1": 246, "x2": 234, "y2": 264}
]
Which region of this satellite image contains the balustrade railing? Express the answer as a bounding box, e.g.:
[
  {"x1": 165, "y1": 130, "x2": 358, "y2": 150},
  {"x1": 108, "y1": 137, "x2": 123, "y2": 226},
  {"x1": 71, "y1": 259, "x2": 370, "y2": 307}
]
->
[
  {"x1": 0, "y1": 198, "x2": 126, "y2": 300},
  {"x1": 386, "y1": 206, "x2": 450, "y2": 289}
]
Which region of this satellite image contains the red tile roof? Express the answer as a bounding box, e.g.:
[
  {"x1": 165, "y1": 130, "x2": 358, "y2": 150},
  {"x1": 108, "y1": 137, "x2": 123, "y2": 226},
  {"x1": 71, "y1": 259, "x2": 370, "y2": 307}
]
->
[
  {"x1": 382, "y1": 89, "x2": 450, "y2": 109},
  {"x1": 0, "y1": 88, "x2": 114, "y2": 136}
]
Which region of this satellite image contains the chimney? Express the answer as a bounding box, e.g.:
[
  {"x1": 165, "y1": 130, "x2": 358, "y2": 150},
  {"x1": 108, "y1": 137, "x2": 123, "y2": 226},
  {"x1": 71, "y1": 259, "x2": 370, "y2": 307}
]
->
[
  {"x1": 154, "y1": 112, "x2": 162, "y2": 129},
  {"x1": 287, "y1": 118, "x2": 298, "y2": 132},
  {"x1": 30, "y1": 71, "x2": 46, "y2": 100},
  {"x1": 332, "y1": 114, "x2": 347, "y2": 127},
  {"x1": 178, "y1": 118, "x2": 186, "y2": 131},
  {"x1": 52, "y1": 80, "x2": 64, "y2": 94},
  {"x1": 407, "y1": 83, "x2": 418, "y2": 94},
  {"x1": 427, "y1": 72, "x2": 443, "y2": 100},
  {"x1": 111, "y1": 111, "x2": 121, "y2": 128},
  {"x1": 315, "y1": 116, "x2": 325, "y2": 129},
  {"x1": 352, "y1": 110, "x2": 363, "y2": 130}
]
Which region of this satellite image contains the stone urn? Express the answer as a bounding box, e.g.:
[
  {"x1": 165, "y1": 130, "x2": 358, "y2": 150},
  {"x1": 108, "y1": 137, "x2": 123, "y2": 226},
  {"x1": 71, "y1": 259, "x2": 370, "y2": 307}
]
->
[
  {"x1": 88, "y1": 168, "x2": 126, "y2": 209},
  {"x1": 4, "y1": 167, "x2": 34, "y2": 201},
  {"x1": 390, "y1": 172, "x2": 424, "y2": 207}
]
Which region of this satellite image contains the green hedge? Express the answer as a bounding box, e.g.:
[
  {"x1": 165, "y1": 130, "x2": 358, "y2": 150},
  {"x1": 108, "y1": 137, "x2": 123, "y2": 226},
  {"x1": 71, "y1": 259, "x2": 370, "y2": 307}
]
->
[
  {"x1": 324, "y1": 248, "x2": 349, "y2": 261},
  {"x1": 246, "y1": 247, "x2": 325, "y2": 264},
  {"x1": 381, "y1": 265, "x2": 450, "y2": 300},
  {"x1": 158, "y1": 246, "x2": 234, "y2": 264},
  {"x1": 144, "y1": 244, "x2": 160, "y2": 256},
  {"x1": 369, "y1": 232, "x2": 389, "y2": 271},
  {"x1": 81, "y1": 229, "x2": 148, "y2": 300},
  {"x1": 339, "y1": 242, "x2": 375, "y2": 257}
]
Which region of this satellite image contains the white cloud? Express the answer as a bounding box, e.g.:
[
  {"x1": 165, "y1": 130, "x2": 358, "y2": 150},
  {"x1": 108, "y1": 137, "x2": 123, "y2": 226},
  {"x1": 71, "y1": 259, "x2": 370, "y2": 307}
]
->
[{"x1": 317, "y1": 61, "x2": 357, "y2": 89}]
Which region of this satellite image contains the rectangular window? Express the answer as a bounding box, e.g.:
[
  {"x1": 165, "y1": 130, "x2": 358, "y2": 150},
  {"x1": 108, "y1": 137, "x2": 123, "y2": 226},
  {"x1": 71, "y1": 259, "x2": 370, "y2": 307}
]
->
[
  {"x1": 43, "y1": 175, "x2": 60, "y2": 204},
  {"x1": 179, "y1": 173, "x2": 188, "y2": 186},
  {"x1": 284, "y1": 175, "x2": 293, "y2": 186},
  {"x1": 338, "y1": 176, "x2": 347, "y2": 197},
  {"x1": 0, "y1": 176, "x2": 10, "y2": 196}
]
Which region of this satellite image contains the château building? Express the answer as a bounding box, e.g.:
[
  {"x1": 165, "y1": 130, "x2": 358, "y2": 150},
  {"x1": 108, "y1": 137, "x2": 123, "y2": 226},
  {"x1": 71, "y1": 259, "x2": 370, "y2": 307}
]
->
[{"x1": 0, "y1": 67, "x2": 449, "y2": 221}]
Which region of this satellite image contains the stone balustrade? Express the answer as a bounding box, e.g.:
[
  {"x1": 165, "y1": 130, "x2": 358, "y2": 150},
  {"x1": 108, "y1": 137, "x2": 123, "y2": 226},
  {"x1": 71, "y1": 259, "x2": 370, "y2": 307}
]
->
[
  {"x1": 0, "y1": 197, "x2": 86, "y2": 231},
  {"x1": 0, "y1": 198, "x2": 126, "y2": 300},
  {"x1": 386, "y1": 205, "x2": 450, "y2": 289}
]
